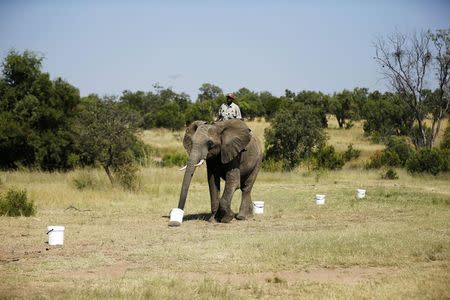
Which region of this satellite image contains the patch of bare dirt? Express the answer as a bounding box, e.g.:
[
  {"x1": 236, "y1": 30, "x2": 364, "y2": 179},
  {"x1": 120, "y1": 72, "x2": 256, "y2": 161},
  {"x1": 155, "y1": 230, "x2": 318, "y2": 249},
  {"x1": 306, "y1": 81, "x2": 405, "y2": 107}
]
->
[
  {"x1": 64, "y1": 262, "x2": 132, "y2": 280},
  {"x1": 0, "y1": 246, "x2": 63, "y2": 263},
  {"x1": 176, "y1": 266, "x2": 398, "y2": 285}
]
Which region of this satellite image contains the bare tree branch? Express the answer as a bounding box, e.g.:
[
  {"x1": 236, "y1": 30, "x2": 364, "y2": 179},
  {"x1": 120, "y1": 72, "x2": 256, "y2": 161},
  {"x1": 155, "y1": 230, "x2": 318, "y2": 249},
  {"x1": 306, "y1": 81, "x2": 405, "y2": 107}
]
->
[{"x1": 374, "y1": 30, "x2": 450, "y2": 148}]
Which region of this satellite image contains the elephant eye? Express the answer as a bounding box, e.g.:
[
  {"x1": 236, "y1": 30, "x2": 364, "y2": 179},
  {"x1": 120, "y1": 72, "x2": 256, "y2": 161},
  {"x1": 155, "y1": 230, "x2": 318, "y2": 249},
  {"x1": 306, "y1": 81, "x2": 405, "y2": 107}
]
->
[{"x1": 207, "y1": 140, "x2": 214, "y2": 149}]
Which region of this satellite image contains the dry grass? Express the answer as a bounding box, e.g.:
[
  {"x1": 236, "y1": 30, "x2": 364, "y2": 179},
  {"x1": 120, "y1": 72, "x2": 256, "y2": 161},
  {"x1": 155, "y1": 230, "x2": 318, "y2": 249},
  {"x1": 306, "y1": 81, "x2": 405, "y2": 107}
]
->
[{"x1": 0, "y1": 119, "x2": 449, "y2": 299}]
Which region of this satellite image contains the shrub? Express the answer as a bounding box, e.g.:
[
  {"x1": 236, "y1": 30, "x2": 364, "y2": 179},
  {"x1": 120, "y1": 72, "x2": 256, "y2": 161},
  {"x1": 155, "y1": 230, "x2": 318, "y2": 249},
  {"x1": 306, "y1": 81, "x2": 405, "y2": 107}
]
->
[
  {"x1": 264, "y1": 103, "x2": 326, "y2": 171},
  {"x1": 366, "y1": 137, "x2": 413, "y2": 169},
  {"x1": 381, "y1": 168, "x2": 399, "y2": 180},
  {"x1": 0, "y1": 188, "x2": 36, "y2": 217},
  {"x1": 161, "y1": 152, "x2": 188, "y2": 167},
  {"x1": 406, "y1": 148, "x2": 449, "y2": 175},
  {"x1": 314, "y1": 145, "x2": 344, "y2": 170},
  {"x1": 343, "y1": 144, "x2": 361, "y2": 162},
  {"x1": 73, "y1": 172, "x2": 95, "y2": 190},
  {"x1": 380, "y1": 150, "x2": 402, "y2": 167},
  {"x1": 261, "y1": 158, "x2": 283, "y2": 172},
  {"x1": 385, "y1": 136, "x2": 413, "y2": 166}
]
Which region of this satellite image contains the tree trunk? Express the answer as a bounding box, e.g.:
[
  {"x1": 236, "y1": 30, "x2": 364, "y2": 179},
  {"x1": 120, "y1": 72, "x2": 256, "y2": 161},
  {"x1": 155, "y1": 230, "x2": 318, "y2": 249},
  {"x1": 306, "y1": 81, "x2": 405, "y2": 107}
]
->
[{"x1": 103, "y1": 165, "x2": 114, "y2": 185}]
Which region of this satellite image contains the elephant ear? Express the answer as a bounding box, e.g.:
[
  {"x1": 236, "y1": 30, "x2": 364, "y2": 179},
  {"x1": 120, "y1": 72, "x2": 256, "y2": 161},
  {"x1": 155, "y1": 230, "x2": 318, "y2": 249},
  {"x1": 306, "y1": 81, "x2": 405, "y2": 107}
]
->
[
  {"x1": 219, "y1": 119, "x2": 252, "y2": 164},
  {"x1": 183, "y1": 121, "x2": 207, "y2": 154}
]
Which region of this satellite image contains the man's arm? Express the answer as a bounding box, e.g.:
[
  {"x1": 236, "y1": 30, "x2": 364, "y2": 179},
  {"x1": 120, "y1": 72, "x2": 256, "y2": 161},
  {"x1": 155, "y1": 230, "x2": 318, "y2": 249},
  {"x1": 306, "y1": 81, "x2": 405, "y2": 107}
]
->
[
  {"x1": 235, "y1": 105, "x2": 242, "y2": 119},
  {"x1": 216, "y1": 105, "x2": 224, "y2": 121}
]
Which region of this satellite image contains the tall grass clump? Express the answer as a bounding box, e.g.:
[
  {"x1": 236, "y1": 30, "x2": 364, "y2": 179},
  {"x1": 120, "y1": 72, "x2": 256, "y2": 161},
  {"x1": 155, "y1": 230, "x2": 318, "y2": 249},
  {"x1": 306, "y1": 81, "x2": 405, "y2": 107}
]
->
[
  {"x1": 381, "y1": 167, "x2": 399, "y2": 180},
  {"x1": 0, "y1": 188, "x2": 36, "y2": 217},
  {"x1": 72, "y1": 171, "x2": 95, "y2": 190},
  {"x1": 261, "y1": 157, "x2": 283, "y2": 172},
  {"x1": 114, "y1": 162, "x2": 141, "y2": 191}
]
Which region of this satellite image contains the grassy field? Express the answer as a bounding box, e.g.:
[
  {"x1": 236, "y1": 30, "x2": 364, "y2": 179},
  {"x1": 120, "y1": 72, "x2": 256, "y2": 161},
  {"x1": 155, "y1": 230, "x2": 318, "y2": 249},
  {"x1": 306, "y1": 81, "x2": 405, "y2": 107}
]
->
[{"x1": 0, "y1": 119, "x2": 449, "y2": 299}]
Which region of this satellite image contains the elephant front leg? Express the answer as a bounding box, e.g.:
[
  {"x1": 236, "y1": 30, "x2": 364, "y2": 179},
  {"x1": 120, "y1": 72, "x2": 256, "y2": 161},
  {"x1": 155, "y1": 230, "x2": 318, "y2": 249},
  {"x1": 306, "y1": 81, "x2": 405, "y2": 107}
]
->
[
  {"x1": 207, "y1": 167, "x2": 220, "y2": 223},
  {"x1": 218, "y1": 168, "x2": 240, "y2": 223}
]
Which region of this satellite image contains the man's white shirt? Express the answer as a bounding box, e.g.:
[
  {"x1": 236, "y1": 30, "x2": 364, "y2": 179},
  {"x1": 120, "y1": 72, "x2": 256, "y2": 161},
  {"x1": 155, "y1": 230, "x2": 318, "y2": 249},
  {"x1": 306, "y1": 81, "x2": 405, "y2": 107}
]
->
[{"x1": 219, "y1": 103, "x2": 242, "y2": 120}]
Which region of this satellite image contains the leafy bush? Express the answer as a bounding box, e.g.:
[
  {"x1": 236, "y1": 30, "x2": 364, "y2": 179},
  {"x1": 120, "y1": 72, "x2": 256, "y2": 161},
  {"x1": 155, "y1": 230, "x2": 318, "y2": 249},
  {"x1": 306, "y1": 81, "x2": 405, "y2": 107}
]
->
[
  {"x1": 264, "y1": 103, "x2": 326, "y2": 171},
  {"x1": 161, "y1": 152, "x2": 188, "y2": 167},
  {"x1": 314, "y1": 145, "x2": 344, "y2": 170},
  {"x1": 381, "y1": 168, "x2": 399, "y2": 180},
  {"x1": 366, "y1": 137, "x2": 413, "y2": 168},
  {"x1": 406, "y1": 148, "x2": 449, "y2": 175},
  {"x1": 0, "y1": 188, "x2": 35, "y2": 217},
  {"x1": 343, "y1": 144, "x2": 361, "y2": 162},
  {"x1": 380, "y1": 150, "x2": 402, "y2": 167},
  {"x1": 385, "y1": 136, "x2": 413, "y2": 166}
]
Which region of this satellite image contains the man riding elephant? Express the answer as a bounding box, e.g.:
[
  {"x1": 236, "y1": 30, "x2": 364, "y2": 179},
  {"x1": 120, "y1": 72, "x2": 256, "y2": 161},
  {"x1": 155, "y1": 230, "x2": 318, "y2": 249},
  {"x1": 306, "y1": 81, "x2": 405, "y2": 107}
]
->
[{"x1": 217, "y1": 93, "x2": 242, "y2": 121}]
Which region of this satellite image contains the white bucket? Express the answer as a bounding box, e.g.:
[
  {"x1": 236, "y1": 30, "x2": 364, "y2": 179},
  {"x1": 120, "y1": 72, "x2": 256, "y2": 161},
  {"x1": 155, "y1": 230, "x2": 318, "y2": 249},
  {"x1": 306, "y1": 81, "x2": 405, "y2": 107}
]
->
[
  {"x1": 253, "y1": 201, "x2": 264, "y2": 214},
  {"x1": 356, "y1": 189, "x2": 366, "y2": 199},
  {"x1": 315, "y1": 194, "x2": 326, "y2": 205},
  {"x1": 47, "y1": 226, "x2": 64, "y2": 246},
  {"x1": 168, "y1": 208, "x2": 184, "y2": 226}
]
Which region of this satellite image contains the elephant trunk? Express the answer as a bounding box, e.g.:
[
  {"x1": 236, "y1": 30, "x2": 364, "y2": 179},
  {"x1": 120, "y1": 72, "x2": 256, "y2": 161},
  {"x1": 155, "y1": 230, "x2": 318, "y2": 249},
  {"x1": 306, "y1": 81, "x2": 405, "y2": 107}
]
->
[{"x1": 177, "y1": 154, "x2": 202, "y2": 210}]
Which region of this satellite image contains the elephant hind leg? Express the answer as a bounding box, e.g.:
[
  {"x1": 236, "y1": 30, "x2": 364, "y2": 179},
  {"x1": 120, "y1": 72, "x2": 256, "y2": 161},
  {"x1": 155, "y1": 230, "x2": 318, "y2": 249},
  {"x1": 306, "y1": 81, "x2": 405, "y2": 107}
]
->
[
  {"x1": 236, "y1": 189, "x2": 253, "y2": 220},
  {"x1": 236, "y1": 167, "x2": 260, "y2": 220}
]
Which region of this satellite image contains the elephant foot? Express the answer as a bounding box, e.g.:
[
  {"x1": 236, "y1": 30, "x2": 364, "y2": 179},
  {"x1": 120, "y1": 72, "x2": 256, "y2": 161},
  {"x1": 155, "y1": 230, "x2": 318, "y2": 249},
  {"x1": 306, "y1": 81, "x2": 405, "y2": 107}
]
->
[
  {"x1": 236, "y1": 213, "x2": 253, "y2": 221},
  {"x1": 220, "y1": 211, "x2": 235, "y2": 223},
  {"x1": 208, "y1": 214, "x2": 218, "y2": 223}
]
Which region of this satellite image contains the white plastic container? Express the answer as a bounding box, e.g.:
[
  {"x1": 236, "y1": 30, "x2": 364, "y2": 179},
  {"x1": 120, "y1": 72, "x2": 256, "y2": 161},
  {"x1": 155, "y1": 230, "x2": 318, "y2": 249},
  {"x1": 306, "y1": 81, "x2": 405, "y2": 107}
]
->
[
  {"x1": 315, "y1": 194, "x2": 326, "y2": 205},
  {"x1": 47, "y1": 226, "x2": 64, "y2": 246},
  {"x1": 253, "y1": 201, "x2": 264, "y2": 214},
  {"x1": 356, "y1": 189, "x2": 366, "y2": 199},
  {"x1": 168, "y1": 208, "x2": 184, "y2": 226}
]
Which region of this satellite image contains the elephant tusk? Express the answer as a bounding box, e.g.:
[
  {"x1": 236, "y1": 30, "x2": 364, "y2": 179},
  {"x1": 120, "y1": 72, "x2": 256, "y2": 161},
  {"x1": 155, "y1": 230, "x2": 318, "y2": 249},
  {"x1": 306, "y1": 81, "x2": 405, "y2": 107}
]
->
[
  {"x1": 194, "y1": 159, "x2": 205, "y2": 167},
  {"x1": 179, "y1": 165, "x2": 187, "y2": 171}
]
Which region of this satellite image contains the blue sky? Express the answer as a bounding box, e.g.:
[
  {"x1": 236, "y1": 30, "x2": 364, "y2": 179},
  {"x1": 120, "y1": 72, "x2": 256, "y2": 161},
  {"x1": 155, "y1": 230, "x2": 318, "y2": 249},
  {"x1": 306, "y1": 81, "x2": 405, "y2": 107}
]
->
[{"x1": 1, "y1": 0, "x2": 449, "y2": 100}]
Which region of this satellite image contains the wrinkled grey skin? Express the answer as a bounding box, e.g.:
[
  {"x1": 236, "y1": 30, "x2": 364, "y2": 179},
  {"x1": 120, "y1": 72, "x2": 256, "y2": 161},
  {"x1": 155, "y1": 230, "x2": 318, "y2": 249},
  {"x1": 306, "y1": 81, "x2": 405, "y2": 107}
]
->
[{"x1": 176, "y1": 119, "x2": 262, "y2": 224}]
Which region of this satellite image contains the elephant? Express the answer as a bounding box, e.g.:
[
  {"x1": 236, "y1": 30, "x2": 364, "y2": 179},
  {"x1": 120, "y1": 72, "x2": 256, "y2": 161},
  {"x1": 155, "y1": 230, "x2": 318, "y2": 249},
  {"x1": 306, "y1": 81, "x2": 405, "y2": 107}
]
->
[{"x1": 170, "y1": 119, "x2": 262, "y2": 226}]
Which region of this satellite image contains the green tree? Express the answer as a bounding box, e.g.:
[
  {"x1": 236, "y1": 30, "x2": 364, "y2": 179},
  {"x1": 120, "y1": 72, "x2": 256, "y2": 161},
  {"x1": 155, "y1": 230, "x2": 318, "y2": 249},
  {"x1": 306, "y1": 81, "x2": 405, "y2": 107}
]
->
[
  {"x1": 235, "y1": 88, "x2": 263, "y2": 120},
  {"x1": 350, "y1": 87, "x2": 369, "y2": 120},
  {"x1": 197, "y1": 83, "x2": 223, "y2": 102},
  {"x1": 154, "y1": 102, "x2": 185, "y2": 130},
  {"x1": 329, "y1": 89, "x2": 354, "y2": 128},
  {"x1": 74, "y1": 97, "x2": 142, "y2": 188},
  {"x1": 184, "y1": 101, "x2": 214, "y2": 124},
  {"x1": 362, "y1": 91, "x2": 414, "y2": 141},
  {"x1": 265, "y1": 103, "x2": 326, "y2": 170},
  {"x1": 0, "y1": 50, "x2": 80, "y2": 170},
  {"x1": 260, "y1": 91, "x2": 285, "y2": 120},
  {"x1": 293, "y1": 90, "x2": 329, "y2": 127}
]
